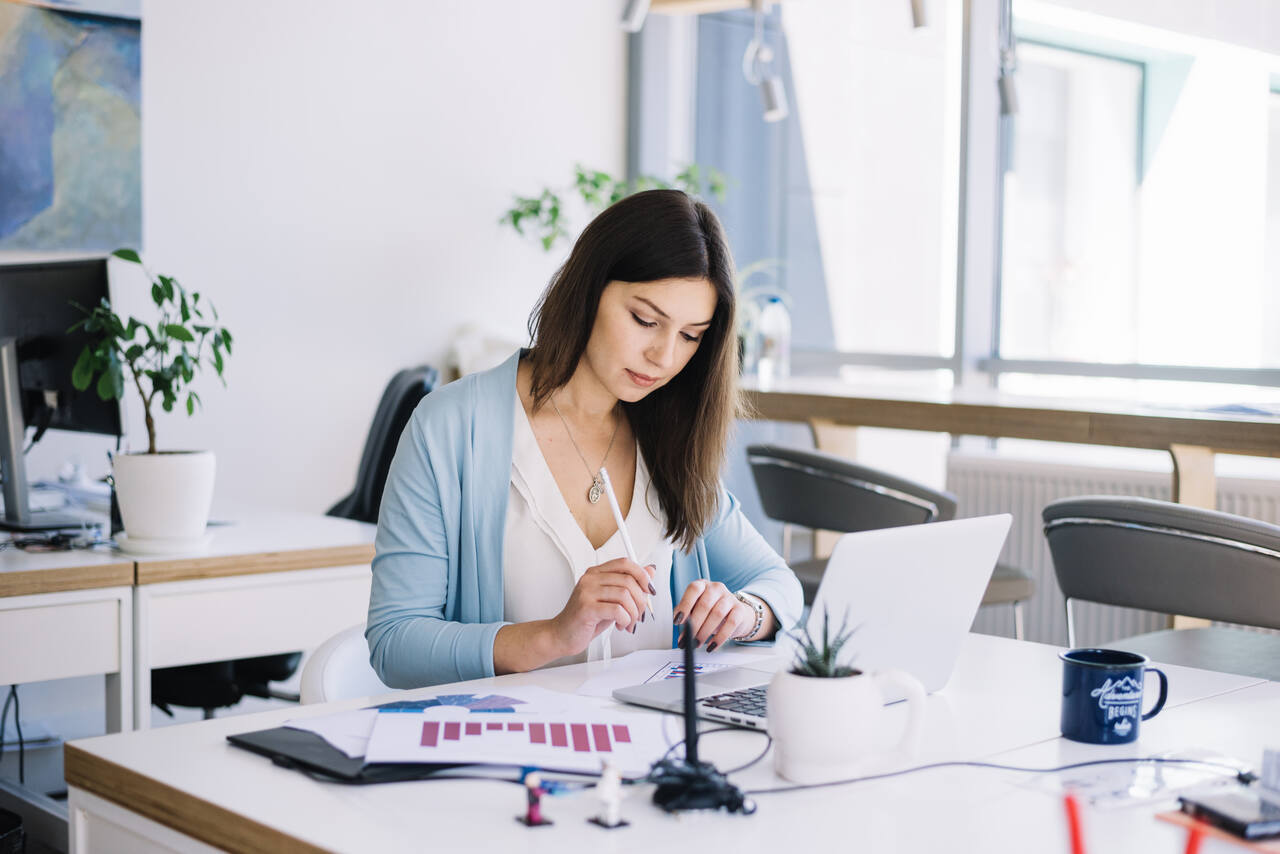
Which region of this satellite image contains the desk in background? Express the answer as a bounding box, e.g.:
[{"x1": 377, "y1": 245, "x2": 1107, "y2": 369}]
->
[
  {"x1": 1, "y1": 511, "x2": 374, "y2": 851},
  {"x1": 745, "y1": 378, "x2": 1280, "y2": 510},
  {"x1": 64, "y1": 634, "x2": 1273, "y2": 853},
  {"x1": 0, "y1": 545, "x2": 134, "y2": 851},
  {"x1": 0, "y1": 547, "x2": 134, "y2": 733},
  {"x1": 130, "y1": 509, "x2": 376, "y2": 729}
]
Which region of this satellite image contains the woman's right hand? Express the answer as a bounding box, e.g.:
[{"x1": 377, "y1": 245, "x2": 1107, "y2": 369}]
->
[{"x1": 549, "y1": 558, "x2": 656, "y2": 657}]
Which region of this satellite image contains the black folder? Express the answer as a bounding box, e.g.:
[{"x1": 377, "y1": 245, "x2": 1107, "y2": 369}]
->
[{"x1": 227, "y1": 726, "x2": 461, "y2": 784}]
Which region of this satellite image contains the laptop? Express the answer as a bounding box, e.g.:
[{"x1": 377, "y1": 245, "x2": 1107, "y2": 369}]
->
[{"x1": 612, "y1": 514, "x2": 1012, "y2": 729}]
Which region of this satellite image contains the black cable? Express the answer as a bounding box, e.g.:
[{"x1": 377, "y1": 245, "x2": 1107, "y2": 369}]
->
[
  {"x1": 641, "y1": 724, "x2": 773, "y2": 777},
  {"x1": 0, "y1": 687, "x2": 23, "y2": 785},
  {"x1": 744, "y1": 756, "x2": 1256, "y2": 796},
  {"x1": 0, "y1": 687, "x2": 13, "y2": 769},
  {"x1": 723, "y1": 732, "x2": 772, "y2": 775},
  {"x1": 11, "y1": 687, "x2": 22, "y2": 785}
]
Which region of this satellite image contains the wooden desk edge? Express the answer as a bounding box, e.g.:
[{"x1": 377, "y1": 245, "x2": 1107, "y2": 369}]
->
[
  {"x1": 0, "y1": 561, "x2": 134, "y2": 598},
  {"x1": 744, "y1": 390, "x2": 1280, "y2": 457},
  {"x1": 135, "y1": 544, "x2": 376, "y2": 585},
  {"x1": 65, "y1": 744, "x2": 327, "y2": 854}
]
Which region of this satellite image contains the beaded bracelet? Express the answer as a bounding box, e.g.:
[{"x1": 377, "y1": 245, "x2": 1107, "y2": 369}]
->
[{"x1": 733, "y1": 591, "x2": 765, "y2": 641}]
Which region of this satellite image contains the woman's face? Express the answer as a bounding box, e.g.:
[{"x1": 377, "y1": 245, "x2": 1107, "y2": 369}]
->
[{"x1": 584, "y1": 277, "x2": 718, "y2": 403}]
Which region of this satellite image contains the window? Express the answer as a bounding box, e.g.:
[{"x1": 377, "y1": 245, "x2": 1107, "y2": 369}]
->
[
  {"x1": 691, "y1": 1, "x2": 963, "y2": 361},
  {"x1": 999, "y1": 43, "x2": 1142, "y2": 364},
  {"x1": 635, "y1": 1, "x2": 1280, "y2": 400},
  {"x1": 997, "y1": 17, "x2": 1280, "y2": 383},
  {"x1": 1266, "y1": 89, "x2": 1280, "y2": 369}
]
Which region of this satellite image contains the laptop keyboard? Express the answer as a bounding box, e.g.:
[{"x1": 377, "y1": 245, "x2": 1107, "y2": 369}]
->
[{"x1": 698, "y1": 685, "x2": 768, "y2": 726}]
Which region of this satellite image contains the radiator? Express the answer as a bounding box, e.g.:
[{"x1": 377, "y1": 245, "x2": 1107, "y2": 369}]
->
[{"x1": 946, "y1": 452, "x2": 1280, "y2": 646}]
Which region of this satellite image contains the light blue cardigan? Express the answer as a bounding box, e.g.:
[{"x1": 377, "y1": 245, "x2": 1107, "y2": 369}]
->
[{"x1": 366, "y1": 350, "x2": 803, "y2": 688}]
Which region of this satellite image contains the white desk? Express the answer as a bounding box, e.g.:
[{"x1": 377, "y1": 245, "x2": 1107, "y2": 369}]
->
[
  {"x1": 0, "y1": 545, "x2": 133, "y2": 854},
  {"x1": 940, "y1": 680, "x2": 1280, "y2": 852},
  {"x1": 130, "y1": 510, "x2": 376, "y2": 729},
  {"x1": 0, "y1": 546, "x2": 134, "y2": 733},
  {"x1": 64, "y1": 634, "x2": 1273, "y2": 853},
  {"x1": 1, "y1": 512, "x2": 374, "y2": 852}
]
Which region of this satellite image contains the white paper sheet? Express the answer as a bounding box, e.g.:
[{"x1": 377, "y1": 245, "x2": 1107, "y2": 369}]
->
[
  {"x1": 283, "y1": 685, "x2": 579, "y2": 759},
  {"x1": 573, "y1": 647, "x2": 780, "y2": 698},
  {"x1": 363, "y1": 706, "x2": 670, "y2": 775}
]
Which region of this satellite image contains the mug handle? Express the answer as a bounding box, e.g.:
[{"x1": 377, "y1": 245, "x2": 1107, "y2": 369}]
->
[
  {"x1": 873, "y1": 669, "x2": 925, "y2": 755},
  {"x1": 1142, "y1": 667, "x2": 1168, "y2": 720}
]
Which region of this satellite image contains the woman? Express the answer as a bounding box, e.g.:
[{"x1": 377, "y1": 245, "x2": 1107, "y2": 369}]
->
[{"x1": 367, "y1": 189, "x2": 801, "y2": 688}]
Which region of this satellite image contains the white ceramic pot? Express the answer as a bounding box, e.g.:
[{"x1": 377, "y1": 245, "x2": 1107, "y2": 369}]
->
[
  {"x1": 112, "y1": 450, "x2": 216, "y2": 550},
  {"x1": 767, "y1": 667, "x2": 926, "y2": 784}
]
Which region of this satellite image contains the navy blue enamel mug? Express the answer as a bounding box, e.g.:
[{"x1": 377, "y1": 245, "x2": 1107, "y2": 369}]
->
[{"x1": 1059, "y1": 648, "x2": 1168, "y2": 744}]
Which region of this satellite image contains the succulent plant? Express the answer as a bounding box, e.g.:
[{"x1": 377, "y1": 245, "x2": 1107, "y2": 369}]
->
[{"x1": 788, "y1": 606, "x2": 861, "y2": 678}]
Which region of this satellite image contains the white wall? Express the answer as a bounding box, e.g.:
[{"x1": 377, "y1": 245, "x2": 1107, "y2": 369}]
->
[
  {"x1": 29, "y1": 0, "x2": 627, "y2": 515},
  {"x1": 5, "y1": 0, "x2": 627, "y2": 788}
]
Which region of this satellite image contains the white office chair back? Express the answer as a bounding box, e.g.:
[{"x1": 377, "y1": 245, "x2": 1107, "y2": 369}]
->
[{"x1": 300, "y1": 623, "x2": 391, "y2": 704}]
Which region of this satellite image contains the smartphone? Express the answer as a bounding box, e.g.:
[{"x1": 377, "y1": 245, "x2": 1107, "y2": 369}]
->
[{"x1": 1179, "y1": 789, "x2": 1280, "y2": 840}]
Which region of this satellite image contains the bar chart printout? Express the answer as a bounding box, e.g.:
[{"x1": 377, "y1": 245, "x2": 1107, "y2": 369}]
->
[{"x1": 364, "y1": 712, "x2": 661, "y2": 775}]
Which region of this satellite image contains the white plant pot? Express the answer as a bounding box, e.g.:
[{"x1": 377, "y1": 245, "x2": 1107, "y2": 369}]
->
[
  {"x1": 767, "y1": 667, "x2": 926, "y2": 784},
  {"x1": 112, "y1": 450, "x2": 216, "y2": 553}
]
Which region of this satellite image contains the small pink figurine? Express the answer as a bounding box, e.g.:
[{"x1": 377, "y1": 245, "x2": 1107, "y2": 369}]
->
[{"x1": 518, "y1": 772, "x2": 552, "y2": 827}]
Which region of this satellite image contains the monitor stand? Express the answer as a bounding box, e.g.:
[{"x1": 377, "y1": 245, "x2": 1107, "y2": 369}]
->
[{"x1": 0, "y1": 339, "x2": 95, "y2": 532}]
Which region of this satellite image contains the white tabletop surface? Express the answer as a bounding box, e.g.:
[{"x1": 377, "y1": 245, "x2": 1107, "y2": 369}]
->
[
  {"x1": 68, "y1": 634, "x2": 1273, "y2": 853},
  {"x1": 0, "y1": 541, "x2": 125, "y2": 573},
  {"x1": 131, "y1": 508, "x2": 375, "y2": 564}
]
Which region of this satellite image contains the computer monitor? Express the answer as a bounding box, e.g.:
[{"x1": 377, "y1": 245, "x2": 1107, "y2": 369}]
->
[{"x1": 0, "y1": 257, "x2": 123, "y2": 531}]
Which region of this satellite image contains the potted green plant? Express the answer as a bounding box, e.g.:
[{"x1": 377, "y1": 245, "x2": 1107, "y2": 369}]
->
[
  {"x1": 767, "y1": 607, "x2": 925, "y2": 783},
  {"x1": 70, "y1": 249, "x2": 232, "y2": 553},
  {"x1": 500, "y1": 163, "x2": 728, "y2": 251},
  {"x1": 501, "y1": 165, "x2": 785, "y2": 372}
]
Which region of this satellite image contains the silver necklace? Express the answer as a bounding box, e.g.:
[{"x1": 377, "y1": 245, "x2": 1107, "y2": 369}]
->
[{"x1": 549, "y1": 394, "x2": 620, "y2": 504}]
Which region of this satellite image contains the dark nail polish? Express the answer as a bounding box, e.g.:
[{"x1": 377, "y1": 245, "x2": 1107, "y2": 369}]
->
[
  {"x1": 630, "y1": 624, "x2": 637, "y2": 634},
  {"x1": 705, "y1": 641, "x2": 718, "y2": 653},
  {"x1": 677, "y1": 632, "x2": 686, "y2": 649},
  {"x1": 693, "y1": 637, "x2": 702, "y2": 649},
  {"x1": 674, "y1": 611, "x2": 685, "y2": 625},
  {"x1": 641, "y1": 611, "x2": 646, "y2": 623},
  {"x1": 648, "y1": 582, "x2": 657, "y2": 595}
]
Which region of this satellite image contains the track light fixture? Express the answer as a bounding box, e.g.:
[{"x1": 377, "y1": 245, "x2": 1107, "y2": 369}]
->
[
  {"x1": 620, "y1": 0, "x2": 650, "y2": 33},
  {"x1": 997, "y1": 0, "x2": 1018, "y2": 115},
  {"x1": 910, "y1": 0, "x2": 927, "y2": 28},
  {"x1": 742, "y1": 0, "x2": 788, "y2": 123}
]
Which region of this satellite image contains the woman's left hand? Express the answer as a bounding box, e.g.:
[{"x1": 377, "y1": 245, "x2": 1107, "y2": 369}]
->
[{"x1": 673, "y1": 580, "x2": 753, "y2": 653}]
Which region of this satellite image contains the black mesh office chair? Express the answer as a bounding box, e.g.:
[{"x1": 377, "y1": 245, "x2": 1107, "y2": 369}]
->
[
  {"x1": 150, "y1": 365, "x2": 439, "y2": 718},
  {"x1": 1043, "y1": 495, "x2": 1280, "y2": 680},
  {"x1": 747, "y1": 443, "x2": 1035, "y2": 639}
]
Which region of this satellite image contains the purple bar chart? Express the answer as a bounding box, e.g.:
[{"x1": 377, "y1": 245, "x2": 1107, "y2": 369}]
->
[{"x1": 420, "y1": 720, "x2": 632, "y2": 754}]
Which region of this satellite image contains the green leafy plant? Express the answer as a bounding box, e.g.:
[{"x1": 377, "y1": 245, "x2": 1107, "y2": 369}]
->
[
  {"x1": 69, "y1": 249, "x2": 232, "y2": 455},
  {"x1": 788, "y1": 607, "x2": 861, "y2": 678},
  {"x1": 500, "y1": 163, "x2": 729, "y2": 251}
]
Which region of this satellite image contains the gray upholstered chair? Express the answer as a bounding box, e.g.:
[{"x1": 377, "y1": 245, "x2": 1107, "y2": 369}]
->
[
  {"x1": 1043, "y1": 496, "x2": 1280, "y2": 680},
  {"x1": 747, "y1": 444, "x2": 1035, "y2": 638}
]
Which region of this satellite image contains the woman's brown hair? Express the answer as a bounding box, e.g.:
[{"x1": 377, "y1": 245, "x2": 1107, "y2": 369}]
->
[{"x1": 526, "y1": 189, "x2": 740, "y2": 552}]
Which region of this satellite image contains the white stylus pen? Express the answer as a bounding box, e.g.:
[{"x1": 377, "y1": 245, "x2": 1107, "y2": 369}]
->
[{"x1": 598, "y1": 467, "x2": 656, "y2": 623}]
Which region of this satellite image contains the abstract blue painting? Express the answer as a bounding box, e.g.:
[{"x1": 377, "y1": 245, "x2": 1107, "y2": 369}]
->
[{"x1": 0, "y1": 1, "x2": 140, "y2": 251}]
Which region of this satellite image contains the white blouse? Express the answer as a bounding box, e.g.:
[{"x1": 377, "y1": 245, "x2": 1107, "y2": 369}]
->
[{"x1": 504, "y1": 394, "x2": 676, "y2": 665}]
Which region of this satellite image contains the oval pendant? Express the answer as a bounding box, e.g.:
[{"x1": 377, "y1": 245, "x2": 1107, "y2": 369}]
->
[{"x1": 588, "y1": 481, "x2": 603, "y2": 504}]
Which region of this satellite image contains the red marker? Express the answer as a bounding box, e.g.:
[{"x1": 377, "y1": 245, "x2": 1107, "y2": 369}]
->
[
  {"x1": 1183, "y1": 824, "x2": 1205, "y2": 854},
  {"x1": 1063, "y1": 791, "x2": 1087, "y2": 854}
]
